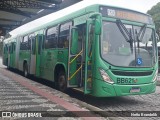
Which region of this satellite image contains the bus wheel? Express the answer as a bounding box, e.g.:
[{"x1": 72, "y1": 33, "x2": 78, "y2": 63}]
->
[
  {"x1": 58, "y1": 71, "x2": 67, "y2": 92},
  {"x1": 23, "y1": 63, "x2": 28, "y2": 77}
]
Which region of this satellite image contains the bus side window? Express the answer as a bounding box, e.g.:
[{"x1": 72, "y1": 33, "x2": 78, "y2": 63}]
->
[
  {"x1": 13, "y1": 43, "x2": 16, "y2": 51},
  {"x1": 20, "y1": 35, "x2": 28, "y2": 50},
  {"x1": 5, "y1": 45, "x2": 8, "y2": 53},
  {"x1": 32, "y1": 37, "x2": 36, "y2": 55},
  {"x1": 24, "y1": 35, "x2": 28, "y2": 50},
  {"x1": 20, "y1": 37, "x2": 23, "y2": 50},
  {"x1": 3, "y1": 46, "x2": 5, "y2": 54},
  {"x1": 29, "y1": 33, "x2": 35, "y2": 52},
  {"x1": 45, "y1": 26, "x2": 57, "y2": 49},
  {"x1": 11, "y1": 43, "x2": 14, "y2": 53},
  {"x1": 59, "y1": 22, "x2": 72, "y2": 48},
  {"x1": 9, "y1": 45, "x2": 12, "y2": 54},
  {"x1": 9, "y1": 45, "x2": 11, "y2": 53},
  {"x1": 4, "y1": 45, "x2": 7, "y2": 54},
  {"x1": 28, "y1": 39, "x2": 31, "y2": 50},
  {"x1": 42, "y1": 33, "x2": 45, "y2": 50},
  {"x1": 38, "y1": 35, "x2": 43, "y2": 54}
]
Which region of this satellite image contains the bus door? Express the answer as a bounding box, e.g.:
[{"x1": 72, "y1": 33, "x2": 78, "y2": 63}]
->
[
  {"x1": 84, "y1": 13, "x2": 102, "y2": 94},
  {"x1": 3, "y1": 44, "x2": 8, "y2": 66},
  {"x1": 30, "y1": 36, "x2": 36, "y2": 74},
  {"x1": 36, "y1": 34, "x2": 43, "y2": 77},
  {"x1": 84, "y1": 20, "x2": 94, "y2": 94},
  {"x1": 10, "y1": 42, "x2": 16, "y2": 68},
  {"x1": 67, "y1": 26, "x2": 83, "y2": 88},
  {"x1": 8, "y1": 44, "x2": 11, "y2": 67}
]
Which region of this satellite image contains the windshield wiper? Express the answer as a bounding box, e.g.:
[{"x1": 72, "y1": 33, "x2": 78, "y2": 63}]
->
[
  {"x1": 135, "y1": 24, "x2": 147, "y2": 55},
  {"x1": 116, "y1": 19, "x2": 134, "y2": 53},
  {"x1": 137, "y1": 24, "x2": 147, "y2": 41},
  {"x1": 116, "y1": 19, "x2": 133, "y2": 42}
]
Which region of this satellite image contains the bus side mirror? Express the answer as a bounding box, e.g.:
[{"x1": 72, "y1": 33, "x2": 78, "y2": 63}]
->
[
  {"x1": 71, "y1": 27, "x2": 78, "y2": 54},
  {"x1": 89, "y1": 12, "x2": 102, "y2": 35}
]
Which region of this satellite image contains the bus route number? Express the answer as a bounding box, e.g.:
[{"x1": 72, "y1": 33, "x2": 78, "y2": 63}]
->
[{"x1": 107, "y1": 9, "x2": 116, "y2": 17}]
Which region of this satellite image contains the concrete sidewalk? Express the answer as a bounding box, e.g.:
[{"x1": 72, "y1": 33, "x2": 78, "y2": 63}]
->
[{"x1": 0, "y1": 68, "x2": 105, "y2": 120}]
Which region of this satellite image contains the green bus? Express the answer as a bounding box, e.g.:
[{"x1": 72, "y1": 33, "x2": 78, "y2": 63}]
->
[{"x1": 3, "y1": 4, "x2": 158, "y2": 97}]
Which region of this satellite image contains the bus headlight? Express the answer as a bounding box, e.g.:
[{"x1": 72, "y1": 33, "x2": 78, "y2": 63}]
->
[
  {"x1": 99, "y1": 69, "x2": 114, "y2": 84},
  {"x1": 153, "y1": 69, "x2": 158, "y2": 82}
]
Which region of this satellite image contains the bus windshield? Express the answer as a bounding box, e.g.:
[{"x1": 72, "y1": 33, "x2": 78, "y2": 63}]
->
[{"x1": 101, "y1": 21, "x2": 156, "y2": 67}]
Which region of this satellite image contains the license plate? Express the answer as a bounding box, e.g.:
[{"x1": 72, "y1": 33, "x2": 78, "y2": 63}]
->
[{"x1": 130, "y1": 87, "x2": 140, "y2": 93}]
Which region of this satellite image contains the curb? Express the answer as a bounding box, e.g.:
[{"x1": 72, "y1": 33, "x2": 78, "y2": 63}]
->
[{"x1": 60, "y1": 91, "x2": 128, "y2": 120}]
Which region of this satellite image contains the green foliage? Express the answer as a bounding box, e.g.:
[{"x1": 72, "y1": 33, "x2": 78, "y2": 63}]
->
[{"x1": 147, "y1": 2, "x2": 160, "y2": 33}]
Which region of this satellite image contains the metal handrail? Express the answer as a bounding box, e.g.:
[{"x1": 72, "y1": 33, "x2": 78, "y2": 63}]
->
[
  {"x1": 69, "y1": 50, "x2": 83, "y2": 64},
  {"x1": 68, "y1": 65, "x2": 82, "y2": 80}
]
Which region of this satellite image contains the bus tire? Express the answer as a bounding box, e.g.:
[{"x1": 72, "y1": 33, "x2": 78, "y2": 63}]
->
[
  {"x1": 58, "y1": 71, "x2": 67, "y2": 92},
  {"x1": 23, "y1": 63, "x2": 28, "y2": 77}
]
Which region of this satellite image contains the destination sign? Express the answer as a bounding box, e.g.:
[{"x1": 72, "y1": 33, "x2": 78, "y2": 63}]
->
[{"x1": 99, "y1": 6, "x2": 153, "y2": 24}]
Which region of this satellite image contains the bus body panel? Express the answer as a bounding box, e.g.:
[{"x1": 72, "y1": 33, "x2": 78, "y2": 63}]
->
[
  {"x1": 15, "y1": 37, "x2": 20, "y2": 69},
  {"x1": 2, "y1": 4, "x2": 158, "y2": 97},
  {"x1": 9, "y1": 42, "x2": 16, "y2": 68},
  {"x1": 30, "y1": 54, "x2": 36, "y2": 74},
  {"x1": 39, "y1": 49, "x2": 68, "y2": 81}
]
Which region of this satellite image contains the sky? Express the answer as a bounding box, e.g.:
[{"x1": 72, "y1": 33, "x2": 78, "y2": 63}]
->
[{"x1": 9, "y1": 0, "x2": 160, "y2": 36}]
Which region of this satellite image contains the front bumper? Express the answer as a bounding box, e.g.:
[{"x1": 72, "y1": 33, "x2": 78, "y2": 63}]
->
[{"x1": 91, "y1": 78, "x2": 156, "y2": 97}]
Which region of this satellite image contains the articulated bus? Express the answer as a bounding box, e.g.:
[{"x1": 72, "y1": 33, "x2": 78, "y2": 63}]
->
[{"x1": 2, "y1": 3, "x2": 158, "y2": 97}]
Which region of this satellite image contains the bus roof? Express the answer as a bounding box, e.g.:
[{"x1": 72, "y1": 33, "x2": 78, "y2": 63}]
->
[{"x1": 8, "y1": 1, "x2": 153, "y2": 39}]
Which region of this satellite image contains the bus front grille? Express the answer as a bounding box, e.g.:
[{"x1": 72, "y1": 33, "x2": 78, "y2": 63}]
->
[{"x1": 111, "y1": 71, "x2": 153, "y2": 76}]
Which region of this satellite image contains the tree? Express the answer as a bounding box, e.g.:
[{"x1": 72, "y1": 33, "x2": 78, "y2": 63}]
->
[{"x1": 147, "y1": 2, "x2": 160, "y2": 35}]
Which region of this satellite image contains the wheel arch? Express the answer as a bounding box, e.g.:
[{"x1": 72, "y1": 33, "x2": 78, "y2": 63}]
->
[{"x1": 54, "y1": 63, "x2": 67, "y2": 83}]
